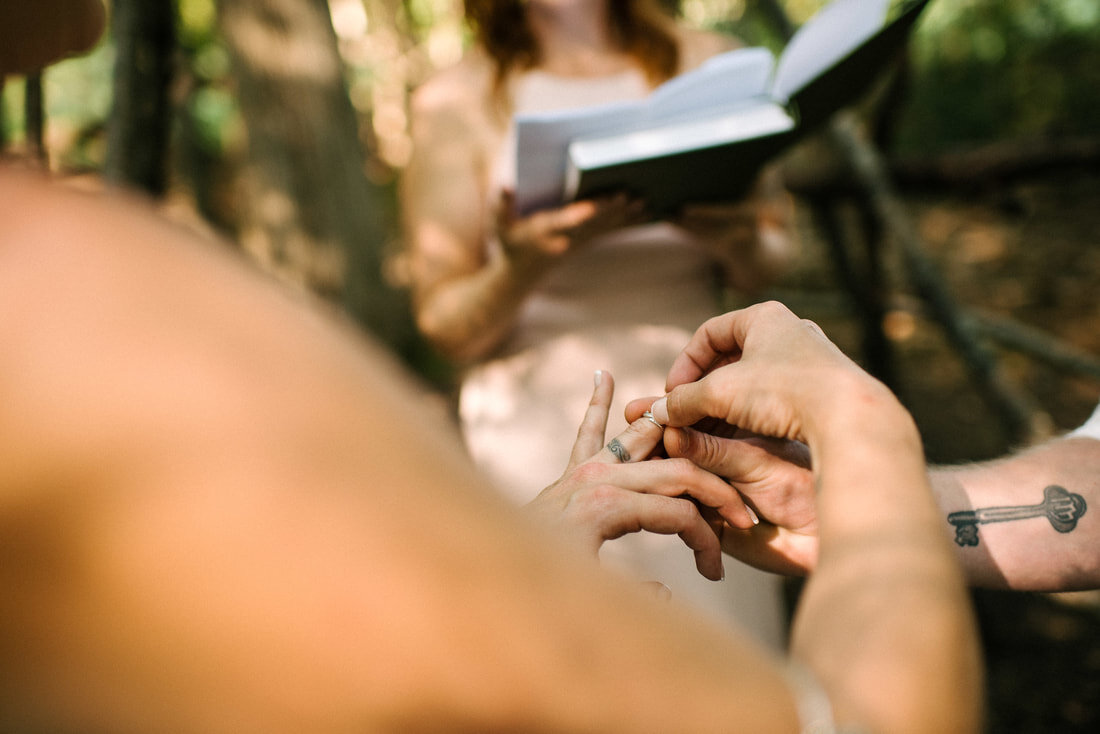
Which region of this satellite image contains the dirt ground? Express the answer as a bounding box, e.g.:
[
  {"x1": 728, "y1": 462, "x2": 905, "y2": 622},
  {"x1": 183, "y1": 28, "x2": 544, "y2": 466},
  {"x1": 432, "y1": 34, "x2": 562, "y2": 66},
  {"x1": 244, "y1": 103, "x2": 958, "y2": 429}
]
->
[{"x1": 767, "y1": 167, "x2": 1100, "y2": 732}]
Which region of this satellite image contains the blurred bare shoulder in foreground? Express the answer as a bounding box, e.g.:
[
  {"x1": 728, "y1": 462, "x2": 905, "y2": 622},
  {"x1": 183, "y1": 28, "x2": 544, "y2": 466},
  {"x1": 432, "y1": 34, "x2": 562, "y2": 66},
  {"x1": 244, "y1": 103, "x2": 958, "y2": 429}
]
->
[{"x1": 0, "y1": 169, "x2": 797, "y2": 733}]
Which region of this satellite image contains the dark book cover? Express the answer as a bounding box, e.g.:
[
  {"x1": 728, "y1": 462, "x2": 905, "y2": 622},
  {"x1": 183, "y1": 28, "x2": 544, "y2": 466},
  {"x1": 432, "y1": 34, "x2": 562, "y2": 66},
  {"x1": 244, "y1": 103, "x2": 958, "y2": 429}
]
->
[{"x1": 569, "y1": 0, "x2": 932, "y2": 216}]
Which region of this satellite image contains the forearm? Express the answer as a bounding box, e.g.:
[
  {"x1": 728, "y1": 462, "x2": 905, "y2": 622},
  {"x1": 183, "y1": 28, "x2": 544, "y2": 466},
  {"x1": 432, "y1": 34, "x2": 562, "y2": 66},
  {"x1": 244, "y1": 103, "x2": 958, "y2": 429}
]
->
[
  {"x1": 929, "y1": 436, "x2": 1100, "y2": 591},
  {"x1": 792, "y1": 386, "x2": 982, "y2": 734},
  {"x1": 415, "y1": 247, "x2": 548, "y2": 362}
]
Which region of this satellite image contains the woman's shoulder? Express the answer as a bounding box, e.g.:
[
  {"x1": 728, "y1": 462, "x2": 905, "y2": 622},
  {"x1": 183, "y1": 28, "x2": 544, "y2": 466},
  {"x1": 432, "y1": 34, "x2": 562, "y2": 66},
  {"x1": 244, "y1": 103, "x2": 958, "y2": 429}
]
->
[
  {"x1": 410, "y1": 50, "x2": 495, "y2": 120},
  {"x1": 673, "y1": 25, "x2": 742, "y2": 73}
]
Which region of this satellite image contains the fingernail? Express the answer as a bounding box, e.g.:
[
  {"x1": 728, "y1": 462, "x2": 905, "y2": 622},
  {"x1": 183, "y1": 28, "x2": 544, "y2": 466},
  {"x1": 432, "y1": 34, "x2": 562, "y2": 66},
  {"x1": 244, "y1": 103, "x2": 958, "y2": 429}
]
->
[
  {"x1": 745, "y1": 505, "x2": 760, "y2": 526},
  {"x1": 594, "y1": 369, "x2": 603, "y2": 386},
  {"x1": 651, "y1": 397, "x2": 669, "y2": 425}
]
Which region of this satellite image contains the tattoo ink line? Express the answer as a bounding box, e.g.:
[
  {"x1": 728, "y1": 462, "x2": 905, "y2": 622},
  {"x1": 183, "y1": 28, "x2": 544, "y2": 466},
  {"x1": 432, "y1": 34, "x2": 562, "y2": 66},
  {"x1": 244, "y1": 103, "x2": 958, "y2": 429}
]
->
[
  {"x1": 948, "y1": 484, "x2": 1087, "y2": 547},
  {"x1": 606, "y1": 438, "x2": 630, "y2": 463}
]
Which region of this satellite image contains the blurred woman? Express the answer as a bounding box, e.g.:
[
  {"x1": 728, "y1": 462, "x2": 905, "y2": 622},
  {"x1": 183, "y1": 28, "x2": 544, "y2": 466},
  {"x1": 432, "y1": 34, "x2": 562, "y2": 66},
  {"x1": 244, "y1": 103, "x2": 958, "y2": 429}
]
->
[{"x1": 401, "y1": 0, "x2": 795, "y2": 644}]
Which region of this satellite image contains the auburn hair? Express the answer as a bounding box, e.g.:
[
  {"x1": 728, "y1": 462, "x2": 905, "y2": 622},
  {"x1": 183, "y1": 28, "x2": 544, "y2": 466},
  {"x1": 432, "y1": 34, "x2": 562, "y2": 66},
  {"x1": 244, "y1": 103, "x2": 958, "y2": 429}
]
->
[{"x1": 464, "y1": 0, "x2": 680, "y2": 99}]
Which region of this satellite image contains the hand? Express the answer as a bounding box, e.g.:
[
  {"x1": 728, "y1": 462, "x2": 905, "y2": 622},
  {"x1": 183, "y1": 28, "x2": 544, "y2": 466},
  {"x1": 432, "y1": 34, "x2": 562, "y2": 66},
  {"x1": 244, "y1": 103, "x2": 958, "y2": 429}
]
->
[
  {"x1": 628, "y1": 303, "x2": 898, "y2": 574},
  {"x1": 651, "y1": 301, "x2": 875, "y2": 444},
  {"x1": 665, "y1": 428, "x2": 818, "y2": 575},
  {"x1": 622, "y1": 395, "x2": 819, "y2": 574},
  {"x1": 525, "y1": 371, "x2": 758, "y2": 581},
  {"x1": 496, "y1": 189, "x2": 648, "y2": 262}
]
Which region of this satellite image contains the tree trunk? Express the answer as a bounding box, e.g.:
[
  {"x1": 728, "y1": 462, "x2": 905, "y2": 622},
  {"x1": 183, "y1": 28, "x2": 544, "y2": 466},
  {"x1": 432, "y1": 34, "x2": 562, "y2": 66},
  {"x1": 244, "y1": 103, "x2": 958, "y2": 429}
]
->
[
  {"x1": 218, "y1": 0, "x2": 413, "y2": 351},
  {"x1": 104, "y1": 0, "x2": 176, "y2": 195},
  {"x1": 24, "y1": 72, "x2": 47, "y2": 165}
]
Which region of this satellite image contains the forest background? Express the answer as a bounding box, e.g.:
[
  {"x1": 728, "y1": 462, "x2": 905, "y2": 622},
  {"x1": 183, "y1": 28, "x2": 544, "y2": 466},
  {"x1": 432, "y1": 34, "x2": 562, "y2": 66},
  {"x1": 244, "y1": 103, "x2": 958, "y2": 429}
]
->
[{"x1": 3, "y1": 1, "x2": 1100, "y2": 731}]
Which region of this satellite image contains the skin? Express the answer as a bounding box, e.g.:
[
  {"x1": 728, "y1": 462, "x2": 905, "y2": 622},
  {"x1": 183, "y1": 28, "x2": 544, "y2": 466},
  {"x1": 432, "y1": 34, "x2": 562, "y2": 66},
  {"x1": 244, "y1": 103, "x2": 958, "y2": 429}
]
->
[
  {"x1": 0, "y1": 168, "x2": 800, "y2": 734},
  {"x1": 527, "y1": 370, "x2": 759, "y2": 582},
  {"x1": 0, "y1": 6, "x2": 978, "y2": 730},
  {"x1": 641, "y1": 303, "x2": 984, "y2": 734},
  {"x1": 401, "y1": 0, "x2": 794, "y2": 362},
  {"x1": 0, "y1": 170, "x2": 982, "y2": 734},
  {"x1": 630, "y1": 372, "x2": 1100, "y2": 591}
]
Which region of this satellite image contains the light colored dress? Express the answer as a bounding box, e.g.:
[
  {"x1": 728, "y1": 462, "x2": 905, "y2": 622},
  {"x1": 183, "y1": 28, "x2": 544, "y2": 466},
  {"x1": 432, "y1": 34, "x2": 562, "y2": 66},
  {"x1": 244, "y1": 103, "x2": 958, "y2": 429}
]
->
[{"x1": 460, "y1": 69, "x2": 786, "y2": 648}]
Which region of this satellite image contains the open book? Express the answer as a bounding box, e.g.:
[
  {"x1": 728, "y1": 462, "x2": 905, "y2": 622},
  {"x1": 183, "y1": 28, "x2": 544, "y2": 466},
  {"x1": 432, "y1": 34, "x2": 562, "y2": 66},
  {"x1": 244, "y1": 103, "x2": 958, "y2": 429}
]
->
[{"x1": 513, "y1": 0, "x2": 932, "y2": 215}]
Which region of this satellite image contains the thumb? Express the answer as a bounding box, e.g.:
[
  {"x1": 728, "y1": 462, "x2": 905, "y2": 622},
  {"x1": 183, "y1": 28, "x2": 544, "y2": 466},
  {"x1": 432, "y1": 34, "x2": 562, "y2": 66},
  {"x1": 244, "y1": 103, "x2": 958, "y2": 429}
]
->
[{"x1": 649, "y1": 382, "x2": 712, "y2": 429}]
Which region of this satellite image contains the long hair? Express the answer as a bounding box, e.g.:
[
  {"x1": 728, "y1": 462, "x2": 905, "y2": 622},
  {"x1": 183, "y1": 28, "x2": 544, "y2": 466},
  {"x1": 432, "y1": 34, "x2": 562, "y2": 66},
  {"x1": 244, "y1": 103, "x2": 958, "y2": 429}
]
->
[{"x1": 465, "y1": 0, "x2": 680, "y2": 100}]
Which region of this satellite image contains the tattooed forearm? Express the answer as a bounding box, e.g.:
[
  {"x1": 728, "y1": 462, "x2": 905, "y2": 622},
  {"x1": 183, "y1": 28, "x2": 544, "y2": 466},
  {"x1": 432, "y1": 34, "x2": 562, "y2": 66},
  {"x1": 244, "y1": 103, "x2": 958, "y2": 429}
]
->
[{"x1": 947, "y1": 485, "x2": 1087, "y2": 547}]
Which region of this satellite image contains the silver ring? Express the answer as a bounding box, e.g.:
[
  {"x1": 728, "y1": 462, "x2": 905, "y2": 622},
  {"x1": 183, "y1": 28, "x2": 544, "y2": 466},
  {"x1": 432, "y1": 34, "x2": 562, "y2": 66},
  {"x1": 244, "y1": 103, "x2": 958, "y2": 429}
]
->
[{"x1": 642, "y1": 410, "x2": 664, "y2": 429}]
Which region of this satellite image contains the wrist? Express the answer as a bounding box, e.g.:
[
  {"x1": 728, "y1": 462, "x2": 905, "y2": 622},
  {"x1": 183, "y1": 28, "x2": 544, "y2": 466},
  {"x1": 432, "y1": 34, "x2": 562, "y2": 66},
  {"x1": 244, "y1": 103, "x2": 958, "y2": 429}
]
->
[{"x1": 801, "y1": 368, "x2": 911, "y2": 448}]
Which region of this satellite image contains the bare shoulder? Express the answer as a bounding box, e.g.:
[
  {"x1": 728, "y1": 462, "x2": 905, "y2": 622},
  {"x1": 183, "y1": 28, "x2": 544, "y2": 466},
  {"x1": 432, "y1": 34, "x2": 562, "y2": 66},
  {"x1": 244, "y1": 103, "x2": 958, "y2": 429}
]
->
[
  {"x1": 674, "y1": 25, "x2": 742, "y2": 73},
  {"x1": 409, "y1": 51, "x2": 496, "y2": 132}
]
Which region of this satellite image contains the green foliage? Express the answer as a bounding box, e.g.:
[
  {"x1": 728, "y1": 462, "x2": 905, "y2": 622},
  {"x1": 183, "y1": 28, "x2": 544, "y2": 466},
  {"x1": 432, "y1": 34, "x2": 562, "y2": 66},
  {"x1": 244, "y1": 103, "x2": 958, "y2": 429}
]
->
[
  {"x1": 4, "y1": 0, "x2": 1097, "y2": 172},
  {"x1": 694, "y1": 0, "x2": 1100, "y2": 153},
  {"x1": 897, "y1": 0, "x2": 1100, "y2": 152}
]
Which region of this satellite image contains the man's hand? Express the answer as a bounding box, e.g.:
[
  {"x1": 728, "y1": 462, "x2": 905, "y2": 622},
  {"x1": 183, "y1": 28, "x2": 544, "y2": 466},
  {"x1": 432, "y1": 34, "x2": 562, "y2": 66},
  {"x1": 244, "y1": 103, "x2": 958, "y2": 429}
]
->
[{"x1": 623, "y1": 302, "x2": 901, "y2": 576}]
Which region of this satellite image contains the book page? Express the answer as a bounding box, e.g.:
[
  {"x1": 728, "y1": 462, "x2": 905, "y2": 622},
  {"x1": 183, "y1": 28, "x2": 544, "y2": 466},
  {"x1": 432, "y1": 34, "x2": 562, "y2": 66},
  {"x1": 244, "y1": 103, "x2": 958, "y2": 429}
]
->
[
  {"x1": 771, "y1": 0, "x2": 891, "y2": 101},
  {"x1": 647, "y1": 47, "x2": 775, "y2": 123},
  {"x1": 513, "y1": 48, "x2": 774, "y2": 212},
  {"x1": 514, "y1": 99, "x2": 645, "y2": 213}
]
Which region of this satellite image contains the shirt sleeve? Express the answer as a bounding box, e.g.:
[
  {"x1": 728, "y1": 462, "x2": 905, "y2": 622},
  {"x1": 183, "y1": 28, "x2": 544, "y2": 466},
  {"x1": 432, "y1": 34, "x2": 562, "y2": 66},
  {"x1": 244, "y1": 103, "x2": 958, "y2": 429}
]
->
[{"x1": 1068, "y1": 402, "x2": 1100, "y2": 440}]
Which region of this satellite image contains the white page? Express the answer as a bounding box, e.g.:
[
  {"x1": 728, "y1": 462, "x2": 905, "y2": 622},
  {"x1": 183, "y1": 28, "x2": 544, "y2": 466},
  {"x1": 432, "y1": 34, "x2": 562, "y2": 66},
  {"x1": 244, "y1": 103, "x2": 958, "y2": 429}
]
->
[
  {"x1": 647, "y1": 46, "x2": 775, "y2": 123},
  {"x1": 514, "y1": 99, "x2": 645, "y2": 213},
  {"x1": 514, "y1": 48, "x2": 773, "y2": 212},
  {"x1": 771, "y1": 0, "x2": 891, "y2": 101}
]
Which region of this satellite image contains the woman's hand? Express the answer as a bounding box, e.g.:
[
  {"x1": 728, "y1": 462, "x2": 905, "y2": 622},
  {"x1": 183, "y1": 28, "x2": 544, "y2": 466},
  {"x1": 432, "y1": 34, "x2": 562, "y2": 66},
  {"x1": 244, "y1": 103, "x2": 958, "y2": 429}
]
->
[
  {"x1": 496, "y1": 190, "x2": 648, "y2": 264},
  {"x1": 525, "y1": 371, "x2": 757, "y2": 581}
]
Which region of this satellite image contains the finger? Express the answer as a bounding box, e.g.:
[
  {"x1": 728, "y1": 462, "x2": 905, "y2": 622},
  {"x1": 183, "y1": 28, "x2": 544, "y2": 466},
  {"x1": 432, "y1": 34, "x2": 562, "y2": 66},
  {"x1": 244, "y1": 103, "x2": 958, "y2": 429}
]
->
[
  {"x1": 545, "y1": 199, "x2": 601, "y2": 233},
  {"x1": 594, "y1": 411, "x2": 664, "y2": 465},
  {"x1": 649, "y1": 378, "x2": 721, "y2": 431},
  {"x1": 664, "y1": 427, "x2": 807, "y2": 482},
  {"x1": 568, "y1": 370, "x2": 614, "y2": 467},
  {"x1": 602, "y1": 493, "x2": 724, "y2": 581},
  {"x1": 664, "y1": 301, "x2": 799, "y2": 391},
  {"x1": 583, "y1": 457, "x2": 757, "y2": 529},
  {"x1": 624, "y1": 396, "x2": 660, "y2": 424}
]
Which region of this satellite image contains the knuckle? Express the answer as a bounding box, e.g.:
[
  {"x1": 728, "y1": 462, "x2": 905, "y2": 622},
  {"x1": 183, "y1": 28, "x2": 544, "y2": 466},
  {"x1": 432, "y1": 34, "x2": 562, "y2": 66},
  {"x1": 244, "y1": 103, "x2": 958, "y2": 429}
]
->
[
  {"x1": 663, "y1": 457, "x2": 700, "y2": 481},
  {"x1": 586, "y1": 483, "x2": 620, "y2": 509},
  {"x1": 571, "y1": 462, "x2": 606, "y2": 484}
]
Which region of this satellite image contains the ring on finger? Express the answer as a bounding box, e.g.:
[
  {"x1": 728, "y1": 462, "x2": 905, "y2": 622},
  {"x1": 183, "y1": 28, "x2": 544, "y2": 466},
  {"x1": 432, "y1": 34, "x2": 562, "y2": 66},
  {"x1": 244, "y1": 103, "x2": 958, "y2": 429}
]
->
[{"x1": 642, "y1": 410, "x2": 664, "y2": 429}]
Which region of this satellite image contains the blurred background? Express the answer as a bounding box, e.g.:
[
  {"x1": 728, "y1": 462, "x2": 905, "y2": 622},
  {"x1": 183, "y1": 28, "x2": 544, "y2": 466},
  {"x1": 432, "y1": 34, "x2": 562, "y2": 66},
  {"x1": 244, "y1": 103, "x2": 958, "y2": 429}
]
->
[{"x1": 2, "y1": 1, "x2": 1098, "y2": 730}]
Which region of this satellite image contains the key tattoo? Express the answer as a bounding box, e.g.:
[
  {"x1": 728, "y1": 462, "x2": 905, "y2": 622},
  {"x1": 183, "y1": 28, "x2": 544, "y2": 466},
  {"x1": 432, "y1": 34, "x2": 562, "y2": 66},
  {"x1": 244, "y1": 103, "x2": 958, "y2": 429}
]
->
[{"x1": 947, "y1": 484, "x2": 1087, "y2": 547}]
